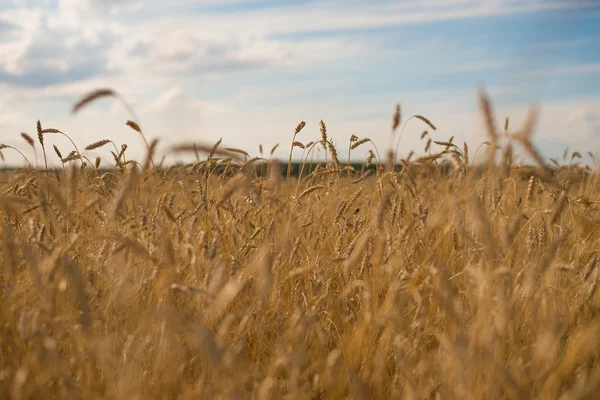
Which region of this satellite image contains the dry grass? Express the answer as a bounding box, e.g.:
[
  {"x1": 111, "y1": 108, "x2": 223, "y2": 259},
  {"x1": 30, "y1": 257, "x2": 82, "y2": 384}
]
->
[{"x1": 0, "y1": 90, "x2": 599, "y2": 399}]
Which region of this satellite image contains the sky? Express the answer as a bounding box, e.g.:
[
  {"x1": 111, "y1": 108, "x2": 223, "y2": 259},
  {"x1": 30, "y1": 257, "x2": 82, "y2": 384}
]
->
[{"x1": 1, "y1": 0, "x2": 600, "y2": 167}]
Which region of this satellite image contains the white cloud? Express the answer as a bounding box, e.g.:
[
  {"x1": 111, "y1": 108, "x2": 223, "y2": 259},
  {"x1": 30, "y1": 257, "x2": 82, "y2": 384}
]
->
[
  {"x1": 150, "y1": 87, "x2": 184, "y2": 110},
  {"x1": 556, "y1": 63, "x2": 600, "y2": 75},
  {"x1": 569, "y1": 109, "x2": 600, "y2": 138},
  {"x1": 141, "y1": 0, "x2": 597, "y2": 37},
  {"x1": 0, "y1": 8, "x2": 42, "y2": 75},
  {"x1": 144, "y1": 87, "x2": 233, "y2": 114},
  {"x1": 0, "y1": 3, "x2": 120, "y2": 85},
  {"x1": 106, "y1": 29, "x2": 294, "y2": 77},
  {"x1": 0, "y1": 111, "x2": 23, "y2": 125},
  {"x1": 2, "y1": 0, "x2": 597, "y2": 87}
]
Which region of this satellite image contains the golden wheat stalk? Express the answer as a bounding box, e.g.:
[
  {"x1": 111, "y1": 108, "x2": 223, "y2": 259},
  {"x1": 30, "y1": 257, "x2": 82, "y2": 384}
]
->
[
  {"x1": 72, "y1": 89, "x2": 116, "y2": 113},
  {"x1": 350, "y1": 138, "x2": 370, "y2": 150},
  {"x1": 392, "y1": 104, "x2": 401, "y2": 132},
  {"x1": 21, "y1": 133, "x2": 34, "y2": 148},
  {"x1": 225, "y1": 148, "x2": 250, "y2": 158},
  {"x1": 414, "y1": 115, "x2": 437, "y2": 130},
  {"x1": 210, "y1": 138, "x2": 223, "y2": 159},
  {"x1": 125, "y1": 120, "x2": 141, "y2": 133},
  {"x1": 328, "y1": 140, "x2": 340, "y2": 170},
  {"x1": 143, "y1": 139, "x2": 158, "y2": 171},
  {"x1": 298, "y1": 185, "x2": 325, "y2": 199},
  {"x1": 320, "y1": 120, "x2": 328, "y2": 149},
  {"x1": 478, "y1": 88, "x2": 498, "y2": 170},
  {"x1": 292, "y1": 141, "x2": 306, "y2": 149},
  {"x1": 53, "y1": 145, "x2": 63, "y2": 160},
  {"x1": 85, "y1": 140, "x2": 112, "y2": 151},
  {"x1": 62, "y1": 153, "x2": 83, "y2": 163},
  {"x1": 36, "y1": 120, "x2": 48, "y2": 173},
  {"x1": 40, "y1": 128, "x2": 61, "y2": 134},
  {"x1": 295, "y1": 121, "x2": 306, "y2": 134}
]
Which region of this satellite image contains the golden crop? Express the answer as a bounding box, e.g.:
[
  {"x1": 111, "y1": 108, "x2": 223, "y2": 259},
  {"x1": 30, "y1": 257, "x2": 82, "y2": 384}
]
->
[{"x1": 0, "y1": 89, "x2": 598, "y2": 399}]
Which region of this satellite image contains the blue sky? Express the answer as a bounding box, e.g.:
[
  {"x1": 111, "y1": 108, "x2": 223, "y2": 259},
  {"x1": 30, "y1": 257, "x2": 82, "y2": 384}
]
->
[{"x1": 1, "y1": 0, "x2": 599, "y2": 165}]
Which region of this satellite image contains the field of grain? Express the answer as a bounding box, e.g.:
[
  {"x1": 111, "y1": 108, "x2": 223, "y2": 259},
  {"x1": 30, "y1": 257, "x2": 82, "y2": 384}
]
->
[{"x1": 1, "y1": 89, "x2": 599, "y2": 399}]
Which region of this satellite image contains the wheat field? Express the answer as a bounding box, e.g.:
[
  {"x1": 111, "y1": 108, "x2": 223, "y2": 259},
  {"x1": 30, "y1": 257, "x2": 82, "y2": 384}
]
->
[{"x1": 0, "y1": 89, "x2": 599, "y2": 399}]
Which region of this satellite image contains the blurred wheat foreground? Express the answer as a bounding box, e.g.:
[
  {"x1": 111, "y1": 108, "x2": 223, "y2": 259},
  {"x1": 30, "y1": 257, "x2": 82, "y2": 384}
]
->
[{"x1": 1, "y1": 89, "x2": 599, "y2": 399}]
